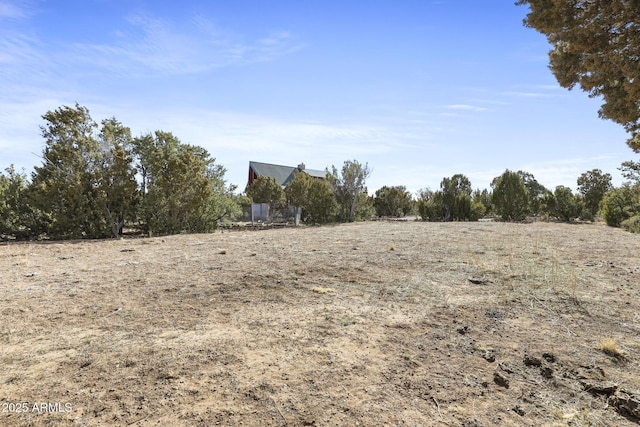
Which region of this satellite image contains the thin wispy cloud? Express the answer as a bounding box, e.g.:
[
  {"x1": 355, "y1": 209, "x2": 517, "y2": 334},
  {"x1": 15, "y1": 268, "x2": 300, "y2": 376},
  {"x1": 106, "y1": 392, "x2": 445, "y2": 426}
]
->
[
  {"x1": 534, "y1": 84, "x2": 562, "y2": 91},
  {"x1": 501, "y1": 91, "x2": 555, "y2": 98},
  {"x1": 0, "y1": 0, "x2": 30, "y2": 19},
  {"x1": 446, "y1": 104, "x2": 488, "y2": 112},
  {"x1": 0, "y1": 33, "x2": 47, "y2": 74},
  {"x1": 496, "y1": 83, "x2": 560, "y2": 100},
  {"x1": 0, "y1": 1, "x2": 633, "y2": 196},
  {"x1": 0, "y1": 1, "x2": 42, "y2": 70},
  {"x1": 519, "y1": 154, "x2": 628, "y2": 190},
  {"x1": 72, "y1": 14, "x2": 304, "y2": 76},
  {"x1": 141, "y1": 109, "x2": 394, "y2": 155}
]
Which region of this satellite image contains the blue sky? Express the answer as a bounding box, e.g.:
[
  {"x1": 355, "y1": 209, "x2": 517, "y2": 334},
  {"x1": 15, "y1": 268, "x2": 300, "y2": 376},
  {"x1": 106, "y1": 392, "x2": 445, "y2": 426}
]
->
[{"x1": 0, "y1": 0, "x2": 634, "y2": 195}]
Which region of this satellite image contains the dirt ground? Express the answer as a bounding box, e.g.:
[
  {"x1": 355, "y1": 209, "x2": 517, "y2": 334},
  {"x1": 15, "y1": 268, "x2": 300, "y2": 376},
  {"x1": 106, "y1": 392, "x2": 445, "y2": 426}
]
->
[{"x1": 1, "y1": 221, "x2": 639, "y2": 426}]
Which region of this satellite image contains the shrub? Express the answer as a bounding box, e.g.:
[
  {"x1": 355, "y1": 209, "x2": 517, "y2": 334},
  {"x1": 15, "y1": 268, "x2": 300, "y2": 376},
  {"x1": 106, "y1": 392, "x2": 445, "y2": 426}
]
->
[
  {"x1": 491, "y1": 170, "x2": 529, "y2": 221},
  {"x1": 439, "y1": 174, "x2": 473, "y2": 221},
  {"x1": 374, "y1": 185, "x2": 413, "y2": 217},
  {"x1": 549, "y1": 186, "x2": 582, "y2": 222},
  {"x1": 600, "y1": 184, "x2": 640, "y2": 227},
  {"x1": 577, "y1": 169, "x2": 613, "y2": 218},
  {"x1": 306, "y1": 178, "x2": 338, "y2": 224},
  {"x1": 579, "y1": 209, "x2": 595, "y2": 222},
  {"x1": 621, "y1": 215, "x2": 640, "y2": 233},
  {"x1": 417, "y1": 189, "x2": 448, "y2": 221},
  {"x1": 470, "y1": 200, "x2": 486, "y2": 221}
]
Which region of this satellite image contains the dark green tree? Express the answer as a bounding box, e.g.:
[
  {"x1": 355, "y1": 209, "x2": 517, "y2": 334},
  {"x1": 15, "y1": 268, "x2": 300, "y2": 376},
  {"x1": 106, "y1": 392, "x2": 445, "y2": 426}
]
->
[
  {"x1": 373, "y1": 185, "x2": 413, "y2": 217},
  {"x1": 97, "y1": 118, "x2": 138, "y2": 236},
  {"x1": 328, "y1": 160, "x2": 371, "y2": 222},
  {"x1": 132, "y1": 131, "x2": 238, "y2": 236},
  {"x1": 0, "y1": 166, "x2": 43, "y2": 239},
  {"x1": 285, "y1": 171, "x2": 311, "y2": 223},
  {"x1": 469, "y1": 196, "x2": 486, "y2": 221},
  {"x1": 601, "y1": 183, "x2": 640, "y2": 227},
  {"x1": 355, "y1": 190, "x2": 376, "y2": 221},
  {"x1": 546, "y1": 186, "x2": 583, "y2": 222},
  {"x1": 517, "y1": 171, "x2": 547, "y2": 216},
  {"x1": 439, "y1": 174, "x2": 472, "y2": 221},
  {"x1": 246, "y1": 175, "x2": 286, "y2": 208},
  {"x1": 417, "y1": 183, "x2": 479, "y2": 222},
  {"x1": 305, "y1": 178, "x2": 337, "y2": 224},
  {"x1": 472, "y1": 188, "x2": 492, "y2": 217},
  {"x1": 491, "y1": 170, "x2": 529, "y2": 221},
  {"x1": 577, "y1": 169, "x2": 613, "y2": 218},
  {"x1": 30, "y1": 105, "x2": 142, "y2": 239},
  {"x1": 619, "y1": 160, "x2": 640, "y2": 184},
  {"x1": 517, "y1": 0, "x2": 640, "y2": 151},
  {"x1": 284, "y1": 171, "x2": 340, "y2": 224},
  {"x1": 30, "y1": 104, "x2": 108, "y2": 239},
  {"x1": 417, "y1": 189, "x2": 438, "y2": 221}
]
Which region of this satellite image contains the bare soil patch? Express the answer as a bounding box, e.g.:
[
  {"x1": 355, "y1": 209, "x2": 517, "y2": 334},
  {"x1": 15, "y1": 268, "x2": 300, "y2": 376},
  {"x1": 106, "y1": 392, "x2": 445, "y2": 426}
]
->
[{"x1": 1, "y1": 221, "x2": 639, "y2": 426}]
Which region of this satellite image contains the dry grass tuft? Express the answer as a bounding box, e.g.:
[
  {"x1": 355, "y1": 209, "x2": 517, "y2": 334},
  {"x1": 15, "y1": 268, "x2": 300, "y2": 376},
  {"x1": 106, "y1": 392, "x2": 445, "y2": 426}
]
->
[
  {"x1": 311, "y1": 286, "x2": 335, "y2": 294},
  {"x1": 600, "y1": 338, "x2": 623, "y2": 358},
  {"x1": 389, "y1": 244, "x2": 395, "y2": 251}
]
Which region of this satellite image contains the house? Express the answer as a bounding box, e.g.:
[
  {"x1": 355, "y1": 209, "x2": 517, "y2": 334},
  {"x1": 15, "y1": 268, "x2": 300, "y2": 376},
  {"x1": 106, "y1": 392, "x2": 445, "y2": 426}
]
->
[
  {"x1": 247, "y1": 161, "x2": 327, "y2": 224},
  {"x1": 247, "y1": 161, "x2": 326, "y2": 189}
]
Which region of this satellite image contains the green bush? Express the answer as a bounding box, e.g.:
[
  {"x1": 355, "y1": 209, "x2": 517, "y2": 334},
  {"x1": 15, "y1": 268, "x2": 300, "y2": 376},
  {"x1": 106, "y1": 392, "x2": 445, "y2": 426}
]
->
[
  {"x1": 600, "y1": 184, "x2": 640, "y2": 227},
  {"x1": 491, "y1": 170, "x2": 529, "y2": 221},
  {"x1": 470, "y1": 201, "x2": 486, "y2": 221},
  {"x1": 549, "y1": 186, "x2": 582, "y2": 222},
  {"x1": 374, "y1": 185, "x2": 413, "y2": 217},
  {"x1": 579, "y1": 209, "x2": 595, "y2": 222},
  {"x1": 621, "y1": 215, "x2": 640, "y2": 233}
]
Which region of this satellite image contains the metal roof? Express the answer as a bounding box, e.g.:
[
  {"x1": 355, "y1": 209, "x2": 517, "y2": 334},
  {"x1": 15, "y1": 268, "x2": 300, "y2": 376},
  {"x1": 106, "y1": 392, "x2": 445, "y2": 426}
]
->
[{"x1": 249, "y1": 161, "x2": 326, "y2": 186}]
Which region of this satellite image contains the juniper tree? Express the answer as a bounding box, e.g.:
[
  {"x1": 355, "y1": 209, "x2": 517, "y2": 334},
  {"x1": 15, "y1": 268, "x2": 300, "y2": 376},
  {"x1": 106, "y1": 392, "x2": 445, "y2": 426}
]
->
[
  {"x1": 517, "y1": 0, "x2": 640, "y2": 151},
  {"x1": 491, "y1": 170, "x2": 529, "y2": 221}
]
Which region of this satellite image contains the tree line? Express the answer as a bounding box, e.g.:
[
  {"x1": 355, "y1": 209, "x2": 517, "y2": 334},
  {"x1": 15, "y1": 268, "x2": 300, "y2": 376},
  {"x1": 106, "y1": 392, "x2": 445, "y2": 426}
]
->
[
  {"x1": 0, "y1": 104, "x2": 379, "y2": 240},
  {"x1": 408, "y1": 166, "x2": 639, "y2": 232},
  {"x1": 417, "y1": 167, "x2": 640, "y2": 226},
  {"x1": 2, "y1": 104, "x2": 640, "y2": 240},
  {"x1": 246, "y1": 161, "x2": 640, "y2": 234},
  {"x1": 0, "y1": 104, "x2": 240, "y2": 240}
]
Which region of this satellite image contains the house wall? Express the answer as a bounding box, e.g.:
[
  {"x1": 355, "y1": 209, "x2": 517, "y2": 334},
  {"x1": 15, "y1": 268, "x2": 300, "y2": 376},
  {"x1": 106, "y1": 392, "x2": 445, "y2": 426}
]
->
[
  {"x1": 251, "y1": 203, "x2": 270, "y2": 222},
  {"x1": 248, "y1": 167, "x2": 259, "y2": 188}
]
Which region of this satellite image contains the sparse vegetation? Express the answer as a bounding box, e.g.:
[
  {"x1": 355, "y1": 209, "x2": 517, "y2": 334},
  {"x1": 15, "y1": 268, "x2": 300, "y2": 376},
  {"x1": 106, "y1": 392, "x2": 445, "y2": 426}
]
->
[
  {"x1": 1, "y1": 221, "x2": 638, "y2": 426},
  {"x1": 311, "y1": 286, "x2": 335, "y2": 294},
  {"x1": 600, "y1": 338, "x2": 623, "y2": 358},
  {"x1": 621, "y1": 215, "x2": 640, "y2": 233}
]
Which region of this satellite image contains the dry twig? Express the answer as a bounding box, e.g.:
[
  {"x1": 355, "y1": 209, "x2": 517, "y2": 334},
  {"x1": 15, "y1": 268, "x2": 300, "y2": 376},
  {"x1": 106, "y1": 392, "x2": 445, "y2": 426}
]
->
[
  {"x1": 271, "y1": 397, "x2": 288, "y2": 425},
  {"x1": 433, "y1": 396, "x2": 442, "y2": 419}
]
